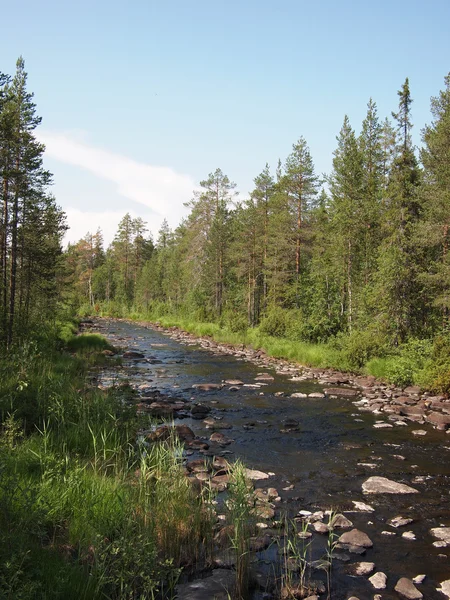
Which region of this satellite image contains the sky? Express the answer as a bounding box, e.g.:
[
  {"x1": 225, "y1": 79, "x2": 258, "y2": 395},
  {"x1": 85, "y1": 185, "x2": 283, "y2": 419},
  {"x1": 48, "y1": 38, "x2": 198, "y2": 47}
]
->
[{"x1": 1, "y1": 0, "x2": 449, "y2": 246}]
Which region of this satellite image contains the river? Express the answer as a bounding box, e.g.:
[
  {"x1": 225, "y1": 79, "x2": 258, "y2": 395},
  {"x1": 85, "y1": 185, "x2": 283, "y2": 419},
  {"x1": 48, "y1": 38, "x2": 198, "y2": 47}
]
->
[{"x1": 92, "y1": 318, "x2": 450, "y2": 600}]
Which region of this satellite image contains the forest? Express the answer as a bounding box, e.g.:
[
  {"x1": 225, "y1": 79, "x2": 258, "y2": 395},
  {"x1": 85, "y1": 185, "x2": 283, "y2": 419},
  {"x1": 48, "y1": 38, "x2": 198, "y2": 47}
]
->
[
  {"x1": 1, "y1": 57, "x2": 450, "y2": 599},
  {"x1": 66, "y1": 74, "x2": 450, "y2": 392}
]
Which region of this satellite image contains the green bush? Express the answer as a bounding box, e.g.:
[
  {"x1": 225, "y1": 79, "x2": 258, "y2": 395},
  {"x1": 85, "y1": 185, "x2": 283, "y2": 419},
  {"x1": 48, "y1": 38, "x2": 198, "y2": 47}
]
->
[
  {"x1": 385, "y1": 338, "x2": 433, "y2": 388},
  {"x1": 259, "y1": 307, "x2": 289, "y2": 338},
  {"x1": 66, "y1": 333, "x2": 115, "y2": 353},
  {"x1": 329, "y1": 329, "x2": 387, "y2": 371},
  {"x1": 416, "y1": 334, "x2": 450, "y2": 394}
]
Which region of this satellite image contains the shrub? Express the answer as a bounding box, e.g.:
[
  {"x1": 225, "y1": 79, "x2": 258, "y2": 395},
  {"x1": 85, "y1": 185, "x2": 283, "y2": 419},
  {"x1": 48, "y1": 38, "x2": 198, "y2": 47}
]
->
[
  {"x1": 385, "y1": 338, "x2": 433, "y2": 388},
  {"x1": 416, "y1": 334, "x2": 450, "y2": 395},
  {"x1": 330, "y1": 329, "x2": 387, "y2": 371},
  {"x1": 259, "y1": 307, "x2": 289, "y2": 338}
]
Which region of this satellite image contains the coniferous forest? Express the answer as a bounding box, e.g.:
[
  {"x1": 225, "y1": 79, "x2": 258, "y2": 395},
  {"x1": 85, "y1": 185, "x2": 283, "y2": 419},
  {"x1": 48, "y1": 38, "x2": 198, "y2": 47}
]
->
[
  {"x1": 2, "y1": 57, "x2": 450, "y2": 599},
  {"x1": 66, "y1": 73, "x2": 450, "y2": 391}
]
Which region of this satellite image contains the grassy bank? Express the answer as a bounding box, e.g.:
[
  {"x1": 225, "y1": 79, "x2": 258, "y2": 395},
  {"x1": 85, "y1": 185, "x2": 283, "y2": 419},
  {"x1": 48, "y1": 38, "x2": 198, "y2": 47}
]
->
[{"x1": 0, "y1": 324, "x2": 217, "y2": 599}]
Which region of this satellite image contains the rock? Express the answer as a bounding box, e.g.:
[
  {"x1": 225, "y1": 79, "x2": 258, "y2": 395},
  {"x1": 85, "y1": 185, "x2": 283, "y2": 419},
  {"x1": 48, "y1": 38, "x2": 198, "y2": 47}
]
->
[
  {"x1": 212, "y1": 456, "x2": 230, "y2": 471},
  {"x1": 291, "y1": 392, "x2": 308, "y2": 398},
  {"x1": 313, "y1": 521, "x2": 329, "y2": 533},
  {"x1": 404, "y1": 385, "x2": 421, "y2": 394},
  {"x1": 354, "y1": 562, "x2": 375, "y2": 577},
  {"x1": 431, "y1": 527, "x2": 450, "y2": 546},
  {"x1": 412, "y1": 429, "x2": 427, "y2": 436},
  {"x1": 192, "y1": 383, "x2": 223, "y2": 391},
  {"x1": 186, "y1": 458, "x2": 209, "y2": 473},
  {"x1": 209, "y1": 432, "x2": 233, "y2": 445},
  {"x1": 224, "y1": 379, "x2": 244, "y2": 385},
  {"x1": 351, "y1": 500, "x2": 375, "y2": 512},
  {"x1": 186, "y1": 439, "x2": 209, "y2": 450},
  {"x1": 426, "y1": 411, "x2": 450, "y2": 429},
  {"x1": 308, "y1": 392, "x2": 325, "y2": 398},
  {"x1": 369, "y1": 572, "x2": 387, "y2": 589},
  {"x1": 394, "y1": 577, "x2": 423, "y2": 599},
  {"x1": 412, "y1": 575, "x2": 426, "y2": 584},
  {"x1": 255, "y1": 373, "x2": 274, "y2": 382},
  {"x1": 338, "y1": 529, "x2": 373, "y2": 548},
  {"x1": 402, "y1": 531, "x2": 416, "y2": 540},
  {"x1": 244, "y1": 468, "x2": 270, "y2": 480},
  {"x1": 362, "y1": 476, "x2": 418, "y2": 494},
  {"x1": 147, "y1": 424, "x2": 195, "y2": 442},
  {"x1": 176, "y1": 568, "x2": 235, "y2": 599},
  {"x1": 388, "y1": 516, "x2": 414, "y2": 528},
  {"x1": 335, "y1": 543, "x2": 366, "y2": 555},
  {"x1": 122, "y1": 350, "x2": 145, "y2": 358},
  {"x1": 331, "y1": 514, "x2": 353, "y2": 529},
  {"x1": 325, "y1": 387, "x2": 359, "y2": 397},
  {"x1": 191, "y1": 404, "x2": 211, "y2": 417},
  {"x1": 437, "y1": 579, "x2": 450, "y2": 598}
]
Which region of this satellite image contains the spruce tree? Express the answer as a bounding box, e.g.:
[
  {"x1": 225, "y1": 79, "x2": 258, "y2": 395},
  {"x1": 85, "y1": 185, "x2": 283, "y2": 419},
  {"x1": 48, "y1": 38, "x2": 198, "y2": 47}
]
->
[{"x1": 418, "y1": 73, "x2": 450, "y2": 328}]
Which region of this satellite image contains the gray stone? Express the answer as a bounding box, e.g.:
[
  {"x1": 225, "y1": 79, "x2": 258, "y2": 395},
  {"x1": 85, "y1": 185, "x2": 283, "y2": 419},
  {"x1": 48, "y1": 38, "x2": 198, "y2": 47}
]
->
[
  {"x1": 349, "y1": 561, "x2": 375, "y2": 576},
  {"x1": 388, "y1": 516, "x2": 414, "y2": 528},
  {"x1": 362, "y1": 476, "x2": 418, "y2": 494},
  {"x1": 338, "y1": 529, "x2": 373, "y2": 548},
  {"x1": 325, "y1": 387, "x2": 359, "y2": 397},
  {"x1": 244, "y1": 468, "x2": 270, "y2": 480},
  {"x1": 394, "y1": 577, "x2": 423, "y2": 599},
  {"x1": 369, "y1": 572, "x2": 387, "y2": 589},
  {"x1": 431, "y1": 527, "x2": 450, "y2": 546},
  {"x1": 437, "y1": 579, "x2": 450, "y2": 598}
]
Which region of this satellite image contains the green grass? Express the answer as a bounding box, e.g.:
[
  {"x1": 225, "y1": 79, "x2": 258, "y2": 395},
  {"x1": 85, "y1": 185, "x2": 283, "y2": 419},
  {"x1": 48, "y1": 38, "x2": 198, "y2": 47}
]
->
[
  {"x1": 66, "y1": 332, "x2": 116, "y2": 353},
  {"x1": 0, "y1": 325, "x2": 219, "y2": 599}
]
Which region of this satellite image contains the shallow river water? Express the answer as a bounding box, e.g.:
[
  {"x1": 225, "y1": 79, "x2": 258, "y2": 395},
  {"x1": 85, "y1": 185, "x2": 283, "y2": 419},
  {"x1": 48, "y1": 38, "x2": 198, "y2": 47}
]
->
[{"x1": 95, "y1": 318, "x2": 450, "y2": 599}]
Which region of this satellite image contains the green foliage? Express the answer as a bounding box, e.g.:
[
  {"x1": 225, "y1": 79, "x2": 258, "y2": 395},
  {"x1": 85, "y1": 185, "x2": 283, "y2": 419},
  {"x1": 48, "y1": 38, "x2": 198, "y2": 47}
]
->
[
  {"x1": 330, "y1": 329, "x2": 387, "y2": 371},
  {"x1": 259, "y1": 307, "x2": 289, "y2": 337},
  {"x1": 416, "y1": 334, "x2": 450, "y2": 394},
  {"x1": 66, "y1": 333, "x2": 115, "y2": 353},
  {"x1": 384, "y1": 338, "x2": 432, "y2": 387}
]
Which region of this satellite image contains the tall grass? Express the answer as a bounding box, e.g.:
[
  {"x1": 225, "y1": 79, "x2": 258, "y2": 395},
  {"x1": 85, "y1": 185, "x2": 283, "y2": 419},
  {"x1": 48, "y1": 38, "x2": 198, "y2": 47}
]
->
[{"x1": 0, "y1": 328, "x2": 216, "y2": 599}]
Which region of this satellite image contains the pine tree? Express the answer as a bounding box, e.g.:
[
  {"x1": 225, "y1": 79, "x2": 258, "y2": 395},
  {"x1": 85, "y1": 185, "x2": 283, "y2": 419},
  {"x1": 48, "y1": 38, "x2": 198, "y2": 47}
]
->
[{"x1": 0, "y1": 57, "x2": 65, "y2": 344}]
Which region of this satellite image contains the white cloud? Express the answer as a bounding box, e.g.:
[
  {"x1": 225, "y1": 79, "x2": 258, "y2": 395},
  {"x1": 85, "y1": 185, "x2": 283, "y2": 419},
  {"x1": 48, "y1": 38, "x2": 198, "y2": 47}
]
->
[{"x1": 37, "y1": 130, "x2": 195, "y2": 242}]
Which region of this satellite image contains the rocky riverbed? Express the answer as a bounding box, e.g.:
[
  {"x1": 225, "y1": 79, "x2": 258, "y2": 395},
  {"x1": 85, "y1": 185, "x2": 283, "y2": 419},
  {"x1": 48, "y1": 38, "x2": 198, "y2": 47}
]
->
[{"x1": 85, "y1": 318, "x2": 450, "y2": 600}]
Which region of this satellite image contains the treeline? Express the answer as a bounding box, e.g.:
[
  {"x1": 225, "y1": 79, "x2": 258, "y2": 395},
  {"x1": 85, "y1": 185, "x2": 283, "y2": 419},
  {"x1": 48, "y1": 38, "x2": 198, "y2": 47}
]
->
[
  {"x1": 0, "y1": 58, "x2": 66, "y2": 347},
  {"x1": 69, "y1": 75, "x2": 450, "y2": 365}
]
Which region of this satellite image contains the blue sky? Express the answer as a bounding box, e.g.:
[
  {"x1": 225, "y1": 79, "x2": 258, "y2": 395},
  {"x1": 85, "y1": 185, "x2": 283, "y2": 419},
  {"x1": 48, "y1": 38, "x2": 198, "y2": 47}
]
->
[{"x1": 2, "y1": 0, "x2": 449, "y2": 244}]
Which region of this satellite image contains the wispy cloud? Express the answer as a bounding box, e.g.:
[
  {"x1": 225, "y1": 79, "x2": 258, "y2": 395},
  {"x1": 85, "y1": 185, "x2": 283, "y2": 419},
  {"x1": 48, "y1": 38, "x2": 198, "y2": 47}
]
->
[{"x1": 37, "y1": 130, "x2": 195, "y2": 244}]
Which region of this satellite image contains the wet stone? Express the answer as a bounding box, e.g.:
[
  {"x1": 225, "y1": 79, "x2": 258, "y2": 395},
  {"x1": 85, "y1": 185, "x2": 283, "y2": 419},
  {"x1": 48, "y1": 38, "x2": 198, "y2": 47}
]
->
[
  {"x1": 362, "y1": 476, "x2": 418, "y2": 494},
  {"x1": 369, "y1": 572, "x2": 387, "y2": 589},
  {"x1": 394, "y1": 577, "x2": 423, "y2": 599},
  {"x1": 346, "y1": 561, "x2": 375, "y2": 576},
  {"x1": 388, "y1": 516, "x2": 414, "y2": 528},
  {"x1": 338, "y1": 529, "x2": 373, "y2": 548},
  {"x1": 430, "y1": 527, "x2": 450, "y2": 546},
  {"x1": 324, "y1": 387, "x2": 359, "y2": 397}
]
